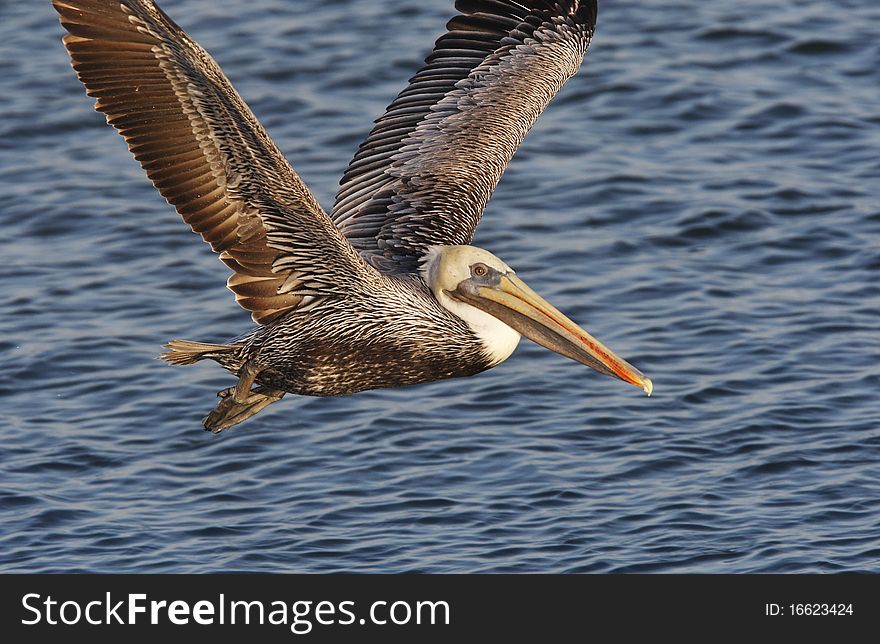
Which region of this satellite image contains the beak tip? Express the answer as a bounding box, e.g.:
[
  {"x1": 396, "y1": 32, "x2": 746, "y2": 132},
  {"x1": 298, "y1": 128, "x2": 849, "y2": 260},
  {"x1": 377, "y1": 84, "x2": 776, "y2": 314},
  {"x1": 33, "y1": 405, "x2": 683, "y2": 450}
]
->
[{"x1": 642, "y1": 377, "x2": 653, "y2": 397}]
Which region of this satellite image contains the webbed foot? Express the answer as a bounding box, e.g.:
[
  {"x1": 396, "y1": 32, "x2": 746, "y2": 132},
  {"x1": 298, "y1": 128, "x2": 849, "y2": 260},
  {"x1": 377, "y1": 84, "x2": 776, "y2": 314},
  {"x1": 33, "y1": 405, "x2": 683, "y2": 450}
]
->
[
  {"x1": 203, "y1": 360, "x2": 283, "y2": 433},
  {"x1": 203, "y1": 385, "x2": 285, "y2": 433}
]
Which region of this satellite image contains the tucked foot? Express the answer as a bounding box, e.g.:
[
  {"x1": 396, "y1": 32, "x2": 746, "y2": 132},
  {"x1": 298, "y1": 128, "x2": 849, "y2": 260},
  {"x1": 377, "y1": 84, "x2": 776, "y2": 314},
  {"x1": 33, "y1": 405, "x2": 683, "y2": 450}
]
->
[{"x1": 203, "y1": 386, "x2": 285, "y2": 433}]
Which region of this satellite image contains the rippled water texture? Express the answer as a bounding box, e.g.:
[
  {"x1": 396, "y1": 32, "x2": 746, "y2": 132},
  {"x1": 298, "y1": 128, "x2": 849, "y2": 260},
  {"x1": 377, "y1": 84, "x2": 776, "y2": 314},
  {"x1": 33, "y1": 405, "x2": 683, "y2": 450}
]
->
[{"x1": 1, "y1": 1, "x2": 878, "y2": 572}]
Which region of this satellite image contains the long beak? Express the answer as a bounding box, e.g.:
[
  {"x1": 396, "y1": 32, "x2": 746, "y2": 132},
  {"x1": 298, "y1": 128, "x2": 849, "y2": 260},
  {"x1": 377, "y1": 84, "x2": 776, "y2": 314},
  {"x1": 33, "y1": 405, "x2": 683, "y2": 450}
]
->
[{"x1": 450, "y1": 274, "x2": 653, "y2": 395}]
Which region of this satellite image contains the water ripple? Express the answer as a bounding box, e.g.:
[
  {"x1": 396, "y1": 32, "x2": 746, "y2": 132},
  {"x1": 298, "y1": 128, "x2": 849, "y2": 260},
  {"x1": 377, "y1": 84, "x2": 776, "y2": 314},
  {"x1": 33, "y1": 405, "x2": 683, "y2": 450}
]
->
[{"x1": 0, "y1": 0, "x2": 878, "y2": 573}]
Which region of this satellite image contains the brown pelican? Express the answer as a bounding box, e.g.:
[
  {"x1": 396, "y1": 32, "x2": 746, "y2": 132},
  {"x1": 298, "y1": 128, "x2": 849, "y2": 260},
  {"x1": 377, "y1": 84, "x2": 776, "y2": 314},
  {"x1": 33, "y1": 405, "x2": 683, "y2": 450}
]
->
[{"x1": 53, "y1": 0, "x2": 652, "y2": 432}]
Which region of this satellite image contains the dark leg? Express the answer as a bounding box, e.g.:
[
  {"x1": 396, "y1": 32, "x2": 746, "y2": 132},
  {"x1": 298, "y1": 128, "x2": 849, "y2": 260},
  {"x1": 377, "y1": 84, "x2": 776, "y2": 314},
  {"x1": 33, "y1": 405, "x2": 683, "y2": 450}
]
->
[
  {"x1": 202, "y1": 360, "x2": 284, "y2": 433},
  {"x1": 203, "y1": 385, "x2": 285, "y2": 433}
]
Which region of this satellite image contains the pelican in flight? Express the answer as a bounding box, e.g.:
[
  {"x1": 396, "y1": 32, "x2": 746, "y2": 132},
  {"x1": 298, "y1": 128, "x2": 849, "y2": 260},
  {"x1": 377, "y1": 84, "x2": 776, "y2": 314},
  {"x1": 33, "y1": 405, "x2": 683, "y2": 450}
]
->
[{"x1": 54, "y1": 0, "x2": 651, "y2": 432}]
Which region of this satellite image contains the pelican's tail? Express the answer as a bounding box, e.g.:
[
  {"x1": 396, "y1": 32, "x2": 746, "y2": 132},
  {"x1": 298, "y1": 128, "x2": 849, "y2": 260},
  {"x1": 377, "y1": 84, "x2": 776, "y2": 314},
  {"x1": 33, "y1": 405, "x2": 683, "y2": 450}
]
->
[{"x1": 160, "y1": 340, "x2": 238, "y2": 366}]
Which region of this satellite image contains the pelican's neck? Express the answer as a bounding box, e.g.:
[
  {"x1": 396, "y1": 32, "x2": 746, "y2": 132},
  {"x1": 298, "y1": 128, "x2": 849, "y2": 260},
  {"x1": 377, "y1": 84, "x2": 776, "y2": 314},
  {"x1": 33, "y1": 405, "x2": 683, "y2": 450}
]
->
[{"x1": 435, "y1": 288, "x2": 521, "y2": 366}]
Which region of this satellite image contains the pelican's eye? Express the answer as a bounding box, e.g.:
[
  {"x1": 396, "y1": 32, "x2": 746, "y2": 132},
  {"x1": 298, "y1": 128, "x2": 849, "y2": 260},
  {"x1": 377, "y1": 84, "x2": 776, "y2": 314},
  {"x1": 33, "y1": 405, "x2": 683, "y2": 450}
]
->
[{"x1": 471, "y1": 263, "x2": 490, "y2": 278}]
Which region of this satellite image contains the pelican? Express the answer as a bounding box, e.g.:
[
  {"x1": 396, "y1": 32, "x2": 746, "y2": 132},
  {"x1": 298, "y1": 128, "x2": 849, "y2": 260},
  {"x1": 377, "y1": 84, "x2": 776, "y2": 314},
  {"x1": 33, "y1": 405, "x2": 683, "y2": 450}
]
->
[{"x1": 54, "y1": 0, "x2": 651, "y2": 432}]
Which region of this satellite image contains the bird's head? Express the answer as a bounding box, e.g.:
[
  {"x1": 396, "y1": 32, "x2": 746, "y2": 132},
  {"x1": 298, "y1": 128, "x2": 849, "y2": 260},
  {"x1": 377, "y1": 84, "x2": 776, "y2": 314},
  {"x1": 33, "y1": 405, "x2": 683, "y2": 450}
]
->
[{"x1": 421, "y1": 245, "x2": 652, "y2": 395}]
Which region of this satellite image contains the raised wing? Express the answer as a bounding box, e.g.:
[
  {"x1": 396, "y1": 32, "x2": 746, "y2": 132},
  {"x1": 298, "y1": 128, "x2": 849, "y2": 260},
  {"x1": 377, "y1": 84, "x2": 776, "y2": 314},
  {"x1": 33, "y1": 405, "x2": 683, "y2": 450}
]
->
[
  {"x1": 332, "y1": 0, "x2": 598, "y2": 273},
  {"x1": 53, "y1": 0, "x2": 368, "y2": 323}
]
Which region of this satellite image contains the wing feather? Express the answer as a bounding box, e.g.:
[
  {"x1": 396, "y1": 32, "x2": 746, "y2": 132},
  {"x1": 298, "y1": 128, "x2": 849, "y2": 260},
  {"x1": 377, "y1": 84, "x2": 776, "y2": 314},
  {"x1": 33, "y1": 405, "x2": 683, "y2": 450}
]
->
[
  {"x1": 332, "y1": 0, "x2": 598, "y2": 273},
  {"x1": 54, "y1": 0, "x2": 368, "y2": 324}
]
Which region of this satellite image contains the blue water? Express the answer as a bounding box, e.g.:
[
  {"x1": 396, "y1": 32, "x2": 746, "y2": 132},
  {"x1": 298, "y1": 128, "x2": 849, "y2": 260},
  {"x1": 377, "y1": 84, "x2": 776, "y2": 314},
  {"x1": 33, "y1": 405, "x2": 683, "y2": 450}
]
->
[{"x1": 1, "y1": 0, "x2": 878, "y2": 573}]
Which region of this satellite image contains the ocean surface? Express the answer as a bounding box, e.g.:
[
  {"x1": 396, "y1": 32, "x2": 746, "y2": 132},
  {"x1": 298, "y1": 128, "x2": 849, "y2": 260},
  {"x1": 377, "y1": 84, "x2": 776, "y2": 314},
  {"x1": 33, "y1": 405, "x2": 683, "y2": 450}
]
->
[{"x1": 1, "y1": 0, "x2": 878, "y2": 573}]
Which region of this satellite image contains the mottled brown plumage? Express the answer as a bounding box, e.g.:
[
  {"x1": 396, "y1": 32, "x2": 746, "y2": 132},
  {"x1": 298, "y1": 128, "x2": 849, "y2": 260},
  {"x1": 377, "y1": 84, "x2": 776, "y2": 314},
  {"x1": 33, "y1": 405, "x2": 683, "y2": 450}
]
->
[{"x1": 54, "y1": 0, "x2": 650, "y2": 433}]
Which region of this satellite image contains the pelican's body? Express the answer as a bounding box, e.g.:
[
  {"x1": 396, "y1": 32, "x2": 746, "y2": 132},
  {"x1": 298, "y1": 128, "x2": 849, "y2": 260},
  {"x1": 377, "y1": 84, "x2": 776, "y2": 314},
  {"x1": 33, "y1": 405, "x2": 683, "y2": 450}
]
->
[
  {"x1": 209, "y1": 270, "x2": 497, "y2": 398},
  {"x1": 54, "y1": 0, "x2": 651, "y2": 431}
]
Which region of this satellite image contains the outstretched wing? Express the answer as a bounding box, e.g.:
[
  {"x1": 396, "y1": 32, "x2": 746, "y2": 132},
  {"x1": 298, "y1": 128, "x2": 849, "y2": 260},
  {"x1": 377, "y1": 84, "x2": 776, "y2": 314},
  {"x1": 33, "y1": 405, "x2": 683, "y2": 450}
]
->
[
  {"x1": 332, "y1": 0, "x2": 598, "y2": 273},
  {"x1": 53, "y1": 0, "x2": 368, "y2": 324}
]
